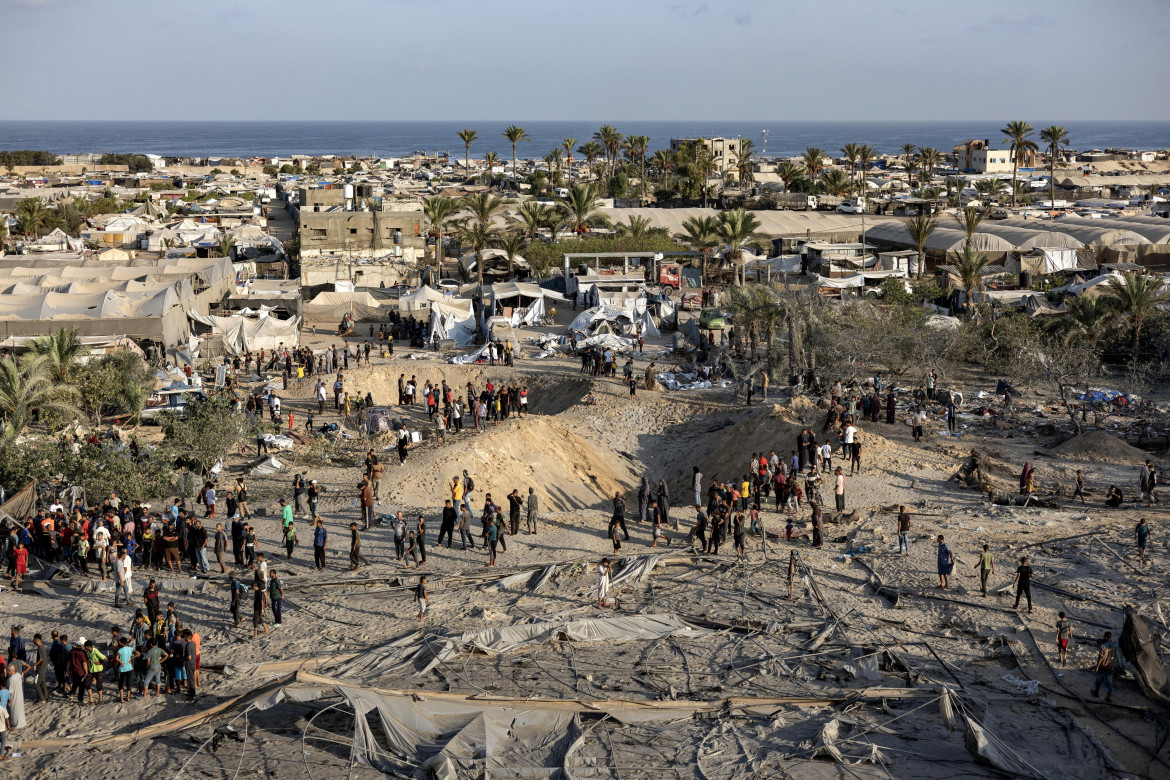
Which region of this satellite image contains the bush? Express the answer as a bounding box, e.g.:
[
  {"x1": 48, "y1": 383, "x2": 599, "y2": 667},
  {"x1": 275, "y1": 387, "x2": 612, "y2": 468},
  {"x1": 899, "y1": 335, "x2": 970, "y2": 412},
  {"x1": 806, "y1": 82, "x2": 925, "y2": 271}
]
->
[
  {"x1": 0, "y1": 150, "x2": 61, "y2": 168},
  {"x1": 99, "y1": 153, "x2": 153, "y2": 173}
]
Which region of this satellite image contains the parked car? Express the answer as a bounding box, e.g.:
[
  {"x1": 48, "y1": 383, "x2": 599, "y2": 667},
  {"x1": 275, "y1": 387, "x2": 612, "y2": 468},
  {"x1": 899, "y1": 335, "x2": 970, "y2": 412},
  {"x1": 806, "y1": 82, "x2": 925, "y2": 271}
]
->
[
  {"x1": 141, "y1": 388, "x2": 206, "y2": 423},
  {"x1": 837, "y1": 199, "x2": 866, "y2": 214},
  {"x1": 699, "y1": 307, "x2": 725, "y2": 330}
]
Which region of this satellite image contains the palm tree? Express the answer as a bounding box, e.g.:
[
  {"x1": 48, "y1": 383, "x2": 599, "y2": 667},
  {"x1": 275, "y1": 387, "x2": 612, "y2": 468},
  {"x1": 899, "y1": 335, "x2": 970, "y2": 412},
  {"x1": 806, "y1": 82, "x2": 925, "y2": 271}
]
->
[
  {"x1": 820, "y1": 169, "x2": 850, "y2": 197},
  {"x1": 974, "y1": 178, "x2": 1007, "y2": 205},
  {"x1": 625, "y1": 135, "x2": 649, "y2": 198},
  {"x1": 513, "y1": 201, "x2": 554, "y2": 240},
  {"x1": 501, "y1": 125, "x2": 531, "y2": 184},
  {"x1": 900, "y1": 144, "x2": 917, "y2": 163},
  {"x1": 1051, "y1": 294, "x2": 1112, "y2": 349},
  {"x1": 952, "y1": 205, "x2": 985, "y2": 248},
  {"x1": 15, "y1": 197, "x2": 50, "y2": 239},
  {"x1": 734, "y1": 139, "x2": 756, "y2": 187},
  {"x1": 1039, "y1": 125, "x2": 1069, "y2": 208},
  {"x1": 841, "y1": 143, "x2": 861, "y2": 186},
  {"x1": 906, "y1": 212, "x2": 939, "y2": 280},
  {"x1": 1000, "y1": 120, "x2": 1037, "y2": 207},
  {"x1": 776, "y1": 161, "x2": 802, "y2": 193},
  {"x1": 651, "y1": 148, "x2": 675, "y2": 188},
  {"x1": 675, "y1": 215, "x2": 720, "y2": 283},
  {"x1": 1104, "y1": 272, "x2": 1170, "y2": 362},
  {"x1": 903, "y1": 156, "x2": 920, "y2": 190},
  {"x1": 558, "y1": 184, "x2": 610, "y2": 238},
  {"x1": 801, "y1": 148, "x2": 826, "y2": 185},
  {"x1": 562, "y1": 138, "x2": 576, "y2": 182},
  {"x1": 857, "y1": 144, "x2": 876, "y2": 186},
  {"x1": 456, "y1": 128, "x2": 478, "y2": 180},
  {"x1": 31, "y1": 327, "x2": 89, "y2": 381},
  {"x1": 594, "y1": 125, "x2": 623, "y2": 180},
  {"x1": 716, "y1": 208, "x2": 765, "y2": 286},
  {"x1": 0, "y1": 353, "x2": 80, "y2": 440},
  {"x1": 462, "y1": 192, "x2": 505, "y2": 227},
  {"x1": 954, "y1": 244, "x2": 992, "y2": 309},
  {"x1": 482, "y1": 152, "x2": 501, "y2": 185},
  {"x1": 616, "y1": 215, "x2": 654, "y2": 238},
  {"x1": 917, "y1": 147, "x2": 942, "y2": 180},
  {"x1": 577, "y1": 141, "x2": 603, "y2": 181},
  {"x1": 457, "y1": 219, "x2": 501, "y2": 289},
  {"x1": 423, "y1": 196, "x2": 461, "y2": 273},
  {"x1": 496, "y1": 233, "x2": 525, "y2": 279},
  {"x1": 216, "y1": 234, "x2": 236, "y2": 259}
]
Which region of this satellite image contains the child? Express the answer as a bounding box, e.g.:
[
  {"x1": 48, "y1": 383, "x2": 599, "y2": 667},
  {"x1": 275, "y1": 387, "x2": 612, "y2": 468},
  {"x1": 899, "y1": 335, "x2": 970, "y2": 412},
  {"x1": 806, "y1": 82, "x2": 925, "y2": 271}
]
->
[
  {"x1": 1056, "y1": 611, "x2": 1073, "y2": 666},
  {"x1": 597, "y1": 558, "x2": 612, "y2": 609},
  {"x1": 785, "y1": 518, "x2": 794, "y2": 541},
  {"x1": 733, "y1": 513, "x2": 746, "y2": 561},
  {"x1": 415, "y1": 576, "x2": 430, "y2": 622}
]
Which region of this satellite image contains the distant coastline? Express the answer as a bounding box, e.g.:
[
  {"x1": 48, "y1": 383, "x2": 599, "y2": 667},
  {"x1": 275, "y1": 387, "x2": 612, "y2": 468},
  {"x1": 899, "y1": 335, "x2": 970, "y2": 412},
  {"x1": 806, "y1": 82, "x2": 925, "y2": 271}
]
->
[{"x1": 2, "y1": 120, "x2": 1167, "y2": 160}]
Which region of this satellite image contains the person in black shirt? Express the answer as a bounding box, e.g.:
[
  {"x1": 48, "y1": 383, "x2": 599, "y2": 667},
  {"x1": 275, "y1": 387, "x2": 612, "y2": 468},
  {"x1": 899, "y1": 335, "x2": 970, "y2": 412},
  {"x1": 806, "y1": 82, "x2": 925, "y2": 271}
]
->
[
  {"x1": 1013, "y1": 556, "x2": 1033, "y2": 612},
  {"x1": 436, "y1": 501, "x2": 457, "y2": 548}
]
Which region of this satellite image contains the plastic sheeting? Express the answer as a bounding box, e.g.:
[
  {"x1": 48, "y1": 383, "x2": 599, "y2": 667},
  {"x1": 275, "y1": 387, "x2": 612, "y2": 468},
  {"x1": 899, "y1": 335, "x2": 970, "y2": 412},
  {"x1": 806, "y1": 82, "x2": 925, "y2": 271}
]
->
[
  {"x1": 304, "y1": 291, "x2": 386, "y2": 324},
  {"x1": 336, "y1": 612, "x2": 709, "y2": 681},
  {"x1": 431, "y1": 305, "x2": 478, "y2": 347},
  {"x1": 188, "y1": 311, "x2": 300, "y2": 356},
  {"x1": 1119, "y1": 612, "x2": 1170, "y2": 704}
]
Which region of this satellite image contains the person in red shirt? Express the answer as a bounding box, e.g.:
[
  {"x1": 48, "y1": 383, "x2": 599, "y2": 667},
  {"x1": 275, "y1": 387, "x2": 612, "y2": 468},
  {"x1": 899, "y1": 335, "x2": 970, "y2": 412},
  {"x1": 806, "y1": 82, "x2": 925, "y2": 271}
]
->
[{"x1": 13, "y1": 541, "x2": 29, "y2": 587}]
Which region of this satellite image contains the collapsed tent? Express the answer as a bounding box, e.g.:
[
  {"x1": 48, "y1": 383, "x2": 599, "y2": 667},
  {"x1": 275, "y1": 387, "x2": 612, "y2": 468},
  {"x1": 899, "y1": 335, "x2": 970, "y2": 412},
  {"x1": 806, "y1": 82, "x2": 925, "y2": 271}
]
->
[
  {"x1": 188, "y1": 311, "x2": 300, "y2": 356},
  {"x1": 429, "y1": 304, "x2": 477, "y2": 347},
  {"x1": 486, "y1": 282, "x2": 565, "y2": 327},
  {"x1": 568, "y1": 301, "x2": 659, "y2": 338}
]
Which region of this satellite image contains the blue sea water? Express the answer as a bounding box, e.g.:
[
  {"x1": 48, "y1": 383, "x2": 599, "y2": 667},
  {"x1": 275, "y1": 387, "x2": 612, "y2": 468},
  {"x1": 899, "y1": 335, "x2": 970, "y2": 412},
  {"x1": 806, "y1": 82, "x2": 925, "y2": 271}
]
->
[{"x1": 1, "y1": 120, "x2": 1167, "y2": 160}]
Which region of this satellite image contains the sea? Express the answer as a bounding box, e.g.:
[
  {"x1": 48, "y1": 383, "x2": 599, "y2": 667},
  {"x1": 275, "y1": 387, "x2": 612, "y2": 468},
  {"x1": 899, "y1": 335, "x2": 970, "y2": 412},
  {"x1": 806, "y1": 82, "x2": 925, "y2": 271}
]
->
[{"x1": 1, "y1": 121, "x2": 1168, "y2": 160}]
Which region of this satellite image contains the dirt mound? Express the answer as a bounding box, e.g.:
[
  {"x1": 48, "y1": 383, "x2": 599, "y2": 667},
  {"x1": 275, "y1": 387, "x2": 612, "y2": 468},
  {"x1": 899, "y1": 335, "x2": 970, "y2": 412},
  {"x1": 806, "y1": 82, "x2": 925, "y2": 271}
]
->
[
  {"x1": 1050, "y1": 431, "x2": 1151, "y2": 464},
  {"x1": 393, "y1": 416, "x2": 635, "y2": 513}
]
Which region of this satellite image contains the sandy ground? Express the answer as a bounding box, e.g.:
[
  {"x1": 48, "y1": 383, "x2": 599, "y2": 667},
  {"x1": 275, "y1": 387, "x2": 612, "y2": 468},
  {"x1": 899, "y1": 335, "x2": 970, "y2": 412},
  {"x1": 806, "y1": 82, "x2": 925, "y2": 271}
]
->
[{"x1": 3, "y1": 309, "x2": 1169, "y2": 779}]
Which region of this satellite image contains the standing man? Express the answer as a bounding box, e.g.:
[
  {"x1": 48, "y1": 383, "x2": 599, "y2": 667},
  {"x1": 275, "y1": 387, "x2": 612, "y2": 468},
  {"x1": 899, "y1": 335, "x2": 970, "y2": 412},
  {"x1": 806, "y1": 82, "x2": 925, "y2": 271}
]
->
[
  {"x1": 1012, "y1": 555, "x2": 1033, "y2": 613},
  {"x1": 896, "y1": 506, "x2": 911, "y2": 555},
  {"x1": 946, "y1": 398, "x2": 957, "y2": 433},
  {"x1": 358, "y1": 478, "x2": 374, "y2": 531},
  {"x1": 229, "y1": 574, "x2": 246, "y2": 627},
  {"x1": 252, "y1": 580, "x2": 269, "y2": 639},
  {"x1": 213, "y1": 522, "x2": 227, "y2": 573},
  {"x1": 1135, "y1": 518, "x2": 1151, "y2": 565},
  {"x1": 415, "y1": 575, "x2": 431, "y2": 622},
  {"x1": 349, "y1": 523, "x2": 368, "y2": 570},
  {"x1": 436, "y1": 500, "x2": 457, "y2": 548},
  {"x1": 1091, "y1": 631, "x2": 1118, "y2": 703},
  {"x1": 936, "y1": 535, "x2": 953, "y2": 590},
  {"x1": 462, "y1": 470, "x2": 475, "y2": 509},
  {"x1": 507, "y1": 489, "x2": 523, "y2": 537},
  {"x1": 611, "y1": 491, "x2": 630, "y2": 541},
  {"x1": 525, "y1": 487, "x2": 539, "y2": 534},
  {"x1": 31, "y1": 633, "x2": 49, "y2": 704},
  {"x1": 268, "y1": 569, "x2": 283, "y2": 628},
  {"x1": 114, "y1": 547, "x2": 133, "y2": 609},
  {"x1": 833, "y1": 467, "x2": 846, "y2": 512},
  {"x1": 312, "y1": 518, "x2": 327, "y2": 571},
  {"x1": 692, "y1": 466, "x2": 703, "y2": 508},
  {"x1": 231, "y1": 514, "x2": 245, "y2": 566},
  {"x1": 974, "y1": 544, "x2": 995, "y2": 596},
  {"x1": 1142, "y1": 461, "x2": 1158, "y2": 507},
  {"x1": 368, "y1": 456, "x2": 385, "y2": 501}
]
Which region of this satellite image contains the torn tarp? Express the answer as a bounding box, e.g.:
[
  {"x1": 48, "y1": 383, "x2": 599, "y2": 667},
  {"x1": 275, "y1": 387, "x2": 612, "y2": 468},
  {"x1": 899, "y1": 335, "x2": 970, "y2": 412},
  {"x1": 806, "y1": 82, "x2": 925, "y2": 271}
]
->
[{"x1": 1119, "y1": 611, "x2": 1170, "y2": 705}]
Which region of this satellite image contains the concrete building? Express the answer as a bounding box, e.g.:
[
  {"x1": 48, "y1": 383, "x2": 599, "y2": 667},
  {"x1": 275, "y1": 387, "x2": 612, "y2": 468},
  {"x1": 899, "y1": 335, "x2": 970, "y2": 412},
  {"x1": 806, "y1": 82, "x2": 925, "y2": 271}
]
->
[
  {"x1": 953, "y1": 139, "x2": 1035, "y2": 174},
  {"x1": 298, "y1": 210, "x2": 425, "y2": 260},
  {"x1": 669, "y1": 137, "x2": 742, "y2": 173}
]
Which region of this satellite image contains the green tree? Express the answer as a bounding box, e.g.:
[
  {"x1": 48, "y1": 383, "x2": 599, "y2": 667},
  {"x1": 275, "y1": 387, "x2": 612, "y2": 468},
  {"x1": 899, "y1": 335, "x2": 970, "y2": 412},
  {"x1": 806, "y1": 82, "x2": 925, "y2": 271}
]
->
[
  {"x1": 733, "y1": 138, "x2": 756, "y2": 188},
  {"x1": 1039, "y1": 125, "x2": 1069, "y2": 208},
  {"x1": 917, "y1": 147, "x2": 942, "y2": 179},
  {"x1": 0, "y1": 354, "x2": 80, "y2": 440},
  {"x1": 841, "y1": 143, "x2": 861, "y2": 186},
  {"x1": 593, "y1": 125, "x2": 623, "y2": 181},
  {"x1": 1000, "y1": 120, "x2": 1037, "y2": 207},
  {"x1": 820, "y1": 169, "x2": 850, "y2": 197},
  {"x1": 1048, "y1": 293, "x2": 1112, "y2": 350},
  {"x1": 561, "y1": 138, "x2": 577, "y2": 183},
  {"x1": 423, "y1": 196, "x2": 461, "y2": 270},
  {"x1": 625, "y1": 134, "x2": 649, "y2": 198},
  {"x1": 1103, "y1": 272, "x2": 1170, "y2": 362},
  {"x1": 74, "y1": 351, "x2": 149, "y2": 424},
  {"x1": 513, "y1": 201, "x2": 555, "y2": 240},
  {"x1": 857, "y1": 145, "x2": 875, "y2": 186},
  {"x1": 717, "y1": 208, "x2": 766, "y2": 286},
  {"x1": 576, "y1": 141, "x2": 603, "y2": 180},
  {"x1": 457, "y1": 128, "x2": 478, "y2": 180},
  {"x1": 459, "y1": 192, "x2": 506, "y2": 287},
  {"x1": 800, "y1": 148, "x2": 826, "y2": 186},
  {"x1": 974, "y1": 178, "x2": 1007, "y2": 204},
  {"x1": 216, "y1": 234, "x2": 236, "y2": 259},
  {"x1": 615, "y1": 215, "x2": 654, "y2": 239},
  {"x1": 906, "y1": 212, "x2": 939, "y2": 280},
  {"x1": 31, "y1": 327, "x2": 89, "y2": 381},
  {"x1": 952, "y1": 205, "x2": 985, "y2": 249},
  {"x1": 14, "y1": 197, "x2": 50, "y2": 239},
  {"x1": 675, "y1": 215, "x2": 720, "y2": 282},
  {"x1": 557, "y1": 184, "x2": 610, "y2": 239},
  {"x1": 496, "y1": 233, "x2": 525, "y2": 279},
  {"x1": 954, "y1": 244, "x2": 992, "y2": 309},
  {"x1": 776, "y1": 161, "x2": 802, "y2": 193},
  {"x1": 161, "y1": 395, "x2": 254, "y2": 477},
  {"x1": 501, "y1": 125, "x2": 531, "y2": 185},
  {"x1": 482, "y1": 151, "x2": 501, "y2": 184}
]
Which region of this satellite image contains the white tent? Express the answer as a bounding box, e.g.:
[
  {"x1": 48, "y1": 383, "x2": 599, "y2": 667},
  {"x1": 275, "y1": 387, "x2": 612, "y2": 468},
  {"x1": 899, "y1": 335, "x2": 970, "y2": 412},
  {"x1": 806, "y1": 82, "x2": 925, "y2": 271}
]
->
[
  {"x1": 398, "y1": 286, "x2": 471, "y2": 314},
  {"x1": 188, "y1": 311, "x2": 300, "y2": 355},
  {"x1": 304, "y1": 291, "x2": 386, "y2": 324},
  {"x1": 429, "y1": 305, "x2": 478, "y2": 347}
]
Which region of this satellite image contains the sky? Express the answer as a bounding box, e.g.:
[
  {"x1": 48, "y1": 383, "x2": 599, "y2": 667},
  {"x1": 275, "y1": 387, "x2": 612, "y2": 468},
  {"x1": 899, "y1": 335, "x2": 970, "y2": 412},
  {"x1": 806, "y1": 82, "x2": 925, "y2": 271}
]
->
[{"x1": 2, "y1": 0, "x2": 1168, "y2": 121}]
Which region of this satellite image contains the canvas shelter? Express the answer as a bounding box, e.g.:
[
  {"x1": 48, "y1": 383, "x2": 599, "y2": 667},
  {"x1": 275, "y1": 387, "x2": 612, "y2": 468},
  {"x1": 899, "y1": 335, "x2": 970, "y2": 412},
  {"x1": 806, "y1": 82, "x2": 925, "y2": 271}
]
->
[{"x1": 304, "y1": 291, "x2": 386, "y2": 325}]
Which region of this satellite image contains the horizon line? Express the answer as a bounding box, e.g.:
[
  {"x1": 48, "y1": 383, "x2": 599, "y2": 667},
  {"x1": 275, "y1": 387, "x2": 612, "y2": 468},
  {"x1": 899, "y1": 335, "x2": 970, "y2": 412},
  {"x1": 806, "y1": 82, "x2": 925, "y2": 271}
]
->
[{"x1": 2, "y1": 118, "x2": 1167, "y2": 124}]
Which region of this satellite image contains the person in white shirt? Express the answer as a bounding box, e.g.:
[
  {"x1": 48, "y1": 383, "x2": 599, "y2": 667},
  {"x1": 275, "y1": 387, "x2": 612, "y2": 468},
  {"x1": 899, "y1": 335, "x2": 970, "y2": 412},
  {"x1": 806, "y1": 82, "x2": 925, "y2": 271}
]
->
[
  {"x1": 93, "y1": 525, "x2": 111, "y2": 580},
  {"x1": 820, "y1": 442, "x2": 833, "y2": 473},
  {"x1": 843, "y1": 424, "x2": 858, "y2": 462},
  {"x1": 255, "y1": 552, "x2": 269, "y2": 586},
  {"x1": 833, "y1": 467, "x2": 847, "y2": 511},
  {"x1": 114, "y1": 549, "x2": 133, "y2": 608}
]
